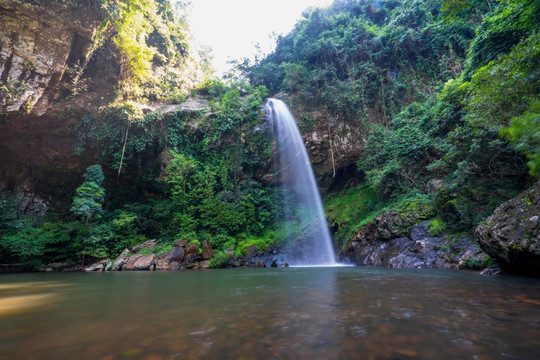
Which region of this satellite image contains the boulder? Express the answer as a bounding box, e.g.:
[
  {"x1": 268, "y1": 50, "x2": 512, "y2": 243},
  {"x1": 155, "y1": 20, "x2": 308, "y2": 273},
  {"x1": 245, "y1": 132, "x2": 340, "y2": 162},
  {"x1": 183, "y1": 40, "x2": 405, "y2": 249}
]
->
[
  {"x1": 85, "y1": 260, "x2": 108, "y2": 272},
  {"x1": 109, "y1": 249, "x2": 130, "y2": 271},
  {"x1": 130, "y1": 240, "x2": 156, "y2": 254},
  {"x1": 174, "y1": 239, "x2": 189, "y2": 248},
  {"x1": 123, "y1": 254, "x2": 156, "y2": 271},
  {"x1": 475, "y1": 181, "x2": 540, "y2": 275},
  {"x1": 170, "y1": 261, "x2": 184, "y2": 271},
  {"x1": 155, "y1": 259, "x2": 171, "y2": 271},
  {"x1": 184, "y1": 252, "x2": 203, "y2": 265},
  {"x1": 165, "y1": 246, "x2": 185, "y2": 263},
  {"x1": 244, "y1": 244, "x2": 258, "y2": 259},
  {"x1": 340, "y1": 219, "x2": 487, "y2": 270},
  {"x1": 202, "y1": 241, "x2": 214, "y2": 260},
  {"x1": 185, "y1": 243, "x2": 199, "y2": 256}
]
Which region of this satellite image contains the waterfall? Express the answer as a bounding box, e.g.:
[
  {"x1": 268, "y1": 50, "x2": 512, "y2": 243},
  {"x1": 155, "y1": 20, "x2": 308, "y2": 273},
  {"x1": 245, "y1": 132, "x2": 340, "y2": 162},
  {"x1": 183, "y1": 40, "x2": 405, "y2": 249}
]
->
[{"x1": 265, "y1": 98, "x2": 337, "y2": 266}]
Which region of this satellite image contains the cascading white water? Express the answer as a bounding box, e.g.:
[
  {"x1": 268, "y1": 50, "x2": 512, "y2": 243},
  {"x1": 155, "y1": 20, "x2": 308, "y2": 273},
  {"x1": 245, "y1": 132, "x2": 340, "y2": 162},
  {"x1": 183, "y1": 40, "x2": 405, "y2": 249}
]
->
[{"x1": 265, "y1": 98, "x2": 337, "y2": 266}]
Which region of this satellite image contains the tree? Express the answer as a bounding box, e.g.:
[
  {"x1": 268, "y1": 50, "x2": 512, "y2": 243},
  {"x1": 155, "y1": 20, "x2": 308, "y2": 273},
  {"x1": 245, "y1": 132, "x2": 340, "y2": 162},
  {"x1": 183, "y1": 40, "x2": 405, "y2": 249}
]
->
[{"x1": 71, "y1": 165, "x2": 105, "y2": 227}]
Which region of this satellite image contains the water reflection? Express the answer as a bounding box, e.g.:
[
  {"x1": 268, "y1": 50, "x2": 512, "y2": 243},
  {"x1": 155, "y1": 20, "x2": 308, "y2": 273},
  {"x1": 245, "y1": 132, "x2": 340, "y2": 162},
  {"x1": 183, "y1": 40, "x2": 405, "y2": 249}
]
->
[{"x1": 0, "y1": 269, "x2": 539, "y2": 359}]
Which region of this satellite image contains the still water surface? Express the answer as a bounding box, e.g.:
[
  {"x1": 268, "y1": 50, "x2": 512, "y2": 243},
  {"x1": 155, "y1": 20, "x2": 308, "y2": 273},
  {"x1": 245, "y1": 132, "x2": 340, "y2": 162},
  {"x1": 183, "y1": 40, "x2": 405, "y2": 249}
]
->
[{"x1": 1, "y1": 267, "x2": 539, "y2": 360}]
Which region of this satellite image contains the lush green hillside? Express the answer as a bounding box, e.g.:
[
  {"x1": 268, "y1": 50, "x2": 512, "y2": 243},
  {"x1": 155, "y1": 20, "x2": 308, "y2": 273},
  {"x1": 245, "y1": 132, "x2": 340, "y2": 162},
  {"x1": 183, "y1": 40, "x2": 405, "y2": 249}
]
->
[
  {"x1": 246, "y1": 0, "x2": 539, "y2": 248},
  {"x1": 0, "y1": 0, "x2": 538, "y2": 270},
  {"x1": 0, "y1": 0, "x2": 280, "y2": 269}
]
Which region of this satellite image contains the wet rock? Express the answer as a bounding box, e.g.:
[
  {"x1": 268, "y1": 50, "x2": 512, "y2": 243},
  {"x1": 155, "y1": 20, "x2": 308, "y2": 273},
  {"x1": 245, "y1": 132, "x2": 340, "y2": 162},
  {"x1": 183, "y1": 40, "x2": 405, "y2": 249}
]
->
[
  {"x1": 410, "y1": 223, "x2": 429, "y2": 241},
  {"x1": 123, "y1": 254, "x2": 156, "y2": 271},
  {"x1": 340, "y1": 219, "x2": 486, "y2": 270},
  {"x1": 458, "y1": 249, "x2": 491, "y2": 270},
  {"x1": 480, "y1": 266, "x2": 501, "y2": 275},
  {"x1": 85, "y1": 260, "x2": 108, "y2": 272},
  {"x1": 199, "y1": 260, "x2": 210, "y2": 269},
  {"x1": 130, "y1": 240, "x2": 156, "y2": 254},
  {"x1": 165, "y1": 246, "x2": 185, "y2": 263},
  {"x1": 202, "y1": 241, "x2": 214, "y2": 260},
  {"x1": 170, "y1": 261, "x2": 183, "y2": 271},
  {"x1": 257, "y1": 261, "x2": 266, "y2": 268},
  {"x1": 186, "y1": 263, "x2": 198, "y2": 269},
  {"x1": 271, "y1": 260, "x2": 278, "y2": 268},
  {"x1": 475, "y1": 180, "x2": 540, "y2": 275}
]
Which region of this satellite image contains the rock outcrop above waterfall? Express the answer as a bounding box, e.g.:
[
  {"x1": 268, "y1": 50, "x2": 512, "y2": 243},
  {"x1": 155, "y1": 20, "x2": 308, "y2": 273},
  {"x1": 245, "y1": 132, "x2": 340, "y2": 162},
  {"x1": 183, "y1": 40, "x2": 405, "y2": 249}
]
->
[{"x1": 475, "y1": 181, "x2": 540, "y2": 275}]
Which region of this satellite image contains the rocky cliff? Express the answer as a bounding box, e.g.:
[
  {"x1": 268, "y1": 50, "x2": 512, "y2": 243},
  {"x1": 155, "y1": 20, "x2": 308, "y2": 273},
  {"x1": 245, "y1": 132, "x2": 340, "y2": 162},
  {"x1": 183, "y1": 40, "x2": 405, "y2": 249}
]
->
[
  {"x1": 0, "y1": 0, "x2": 108, "y2": 115},
  {"x1": 276, "y1": 95, "x2": 366, "y2": 193},
  {"x1": 0, "y1": 0, "x2": 123, "y2": 205},
  {"x1": 475, "y1": 181, "x2": 540, "y2": 275}
]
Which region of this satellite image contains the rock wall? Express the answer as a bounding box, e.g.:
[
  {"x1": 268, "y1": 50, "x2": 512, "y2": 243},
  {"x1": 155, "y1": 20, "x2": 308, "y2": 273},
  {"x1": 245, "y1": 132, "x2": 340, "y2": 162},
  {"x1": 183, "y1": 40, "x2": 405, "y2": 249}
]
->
[
  {"x1": 0, "y1": 1, "x2": 122, "y2": 203},
  {"x1": 475, "y1": 180, "x2": 540, "y2": 275},
  {"x1": 274, "y1": 95, "x2": 366, "y2": 193},
  {"x1": 0, "y1": 0, "x2": 104, "y2": 115}
]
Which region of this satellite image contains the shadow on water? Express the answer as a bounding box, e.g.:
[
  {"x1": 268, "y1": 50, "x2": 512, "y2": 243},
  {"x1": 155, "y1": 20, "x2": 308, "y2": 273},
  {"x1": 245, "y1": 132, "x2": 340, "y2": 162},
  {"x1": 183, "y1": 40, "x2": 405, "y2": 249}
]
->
[{"x1": 1, "y1": 268, "x2": 539, "y2": 359}]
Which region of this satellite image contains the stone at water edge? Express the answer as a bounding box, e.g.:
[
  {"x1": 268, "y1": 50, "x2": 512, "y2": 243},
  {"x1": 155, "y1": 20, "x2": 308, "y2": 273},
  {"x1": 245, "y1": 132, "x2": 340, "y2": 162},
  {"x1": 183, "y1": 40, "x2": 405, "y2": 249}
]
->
[
  {"x1": 155, "y1": 259, "x2": 171, "y2": 271},
  {"x1": 123, "y1": 254, "x2": 156, "y2": 271},
  {"x1": 184, "y1": 253, "x2": 203, "y2": 266},
  {"x1": 85, "y1": 260, "x2": 108, "y2": 272},
  {"x1": 475, "y1": 180, "x2": 540, "y2": 275},
  {"x1": 109, "y1": 249, "x2": 130, "y2": 271}
]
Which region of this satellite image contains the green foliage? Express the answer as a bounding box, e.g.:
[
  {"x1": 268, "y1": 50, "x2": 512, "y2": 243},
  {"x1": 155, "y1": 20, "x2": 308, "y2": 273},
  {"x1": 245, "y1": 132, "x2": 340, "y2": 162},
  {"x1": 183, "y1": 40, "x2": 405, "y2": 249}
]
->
[
  {"x1": 244, "y1": 0, "x2": 479, "y2": 125},
  {"x1": 138, "y1": 243, "x2": 173, "y2": 256},
  {"x1": 358, "y1": 101, "x2": 447, "y2": 197},
  {"x1": 501, "y1": 99, "x2": 540, "y2": 178},
  {"x1": 234, "y1": 231, "x2": 276, "y2": 256},
  {"x1": 427, "y1": 217, "x2": 446, "y2": 236},
  {"x1": 209, "y1": 250, "x2": 231, "y2": 269},
  {"x1": 464, "y1": 0, "x2": 539, "y2": 77},
  {"x1": 101, "y1": 0, "x2": 190, "y2": 83},
  {"x1": 1, "y1": 221, "x2": 80, "y2": 268},
  {"x1": 325, "y1": 185, "x2": 382, "y2": 247},
  {"x1": 71, "y1": 165, "x2": 105, "y2": 225}
]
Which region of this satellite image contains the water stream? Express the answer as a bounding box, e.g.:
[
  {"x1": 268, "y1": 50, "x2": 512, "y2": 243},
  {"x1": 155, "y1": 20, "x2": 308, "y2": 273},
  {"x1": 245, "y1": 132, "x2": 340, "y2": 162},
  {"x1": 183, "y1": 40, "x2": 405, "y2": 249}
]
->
[{"x1": 265, "y1": 98, "x2": 337, "y2": 265}]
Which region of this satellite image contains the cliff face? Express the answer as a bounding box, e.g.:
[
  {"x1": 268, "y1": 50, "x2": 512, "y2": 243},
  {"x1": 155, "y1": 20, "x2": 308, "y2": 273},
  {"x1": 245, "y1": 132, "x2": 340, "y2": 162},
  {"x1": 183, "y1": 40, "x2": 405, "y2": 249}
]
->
[
  {"x1": 285, "y1": 98, "x2": 366, "y2": 193},
  {"x1": 475, "y1": 181, "x2": 540, "y2": 275},
  {"x1": 0, "y1": 0, "x2": 105, "y2": 115},
  {"x1": 0, "y1": 0, "x2": 122, "y2": 204}
]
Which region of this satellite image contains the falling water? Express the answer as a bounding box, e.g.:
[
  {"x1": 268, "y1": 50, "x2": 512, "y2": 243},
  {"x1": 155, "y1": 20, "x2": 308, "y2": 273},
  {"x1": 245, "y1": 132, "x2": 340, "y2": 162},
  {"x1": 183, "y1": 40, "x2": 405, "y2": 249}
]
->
[{"x1": 265, "y1": 98, "x2": 337, "y2": 265}]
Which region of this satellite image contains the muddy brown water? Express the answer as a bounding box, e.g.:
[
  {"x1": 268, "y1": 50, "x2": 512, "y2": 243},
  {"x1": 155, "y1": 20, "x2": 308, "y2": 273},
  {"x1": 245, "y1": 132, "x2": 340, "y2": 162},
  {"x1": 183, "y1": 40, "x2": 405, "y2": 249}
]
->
[{"x1": 1, "y1": 267, "x2": 539, "y2": 360}]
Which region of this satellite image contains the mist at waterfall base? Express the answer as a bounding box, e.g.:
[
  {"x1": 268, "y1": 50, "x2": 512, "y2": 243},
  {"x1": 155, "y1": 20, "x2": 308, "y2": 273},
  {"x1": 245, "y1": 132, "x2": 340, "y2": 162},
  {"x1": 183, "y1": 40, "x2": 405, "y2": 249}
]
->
[{"x1": 265, "y1": 98, "x2": 337, "y2": 266}]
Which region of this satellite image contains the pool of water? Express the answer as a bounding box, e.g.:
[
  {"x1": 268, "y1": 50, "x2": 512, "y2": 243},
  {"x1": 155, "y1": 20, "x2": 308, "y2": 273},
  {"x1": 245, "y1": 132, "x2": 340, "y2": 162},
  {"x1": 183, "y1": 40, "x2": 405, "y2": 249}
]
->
[{"x1": 1, "y1": 268, "x2": 539, "y2": 359}]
